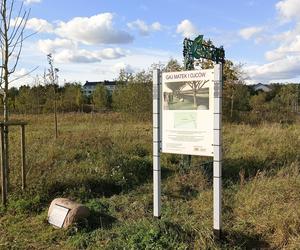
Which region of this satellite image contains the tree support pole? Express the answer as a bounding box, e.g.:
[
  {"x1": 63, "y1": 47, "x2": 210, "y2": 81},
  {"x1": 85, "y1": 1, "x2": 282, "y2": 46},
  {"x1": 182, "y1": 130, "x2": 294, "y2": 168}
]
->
[
  {"x1": 213, "y1": 63, "x2": 223, "y2": 239},
  {"x1": 153, "y1": 69, "x2": 161, "y2": 217},
  {"x1": 20, "y1": 125, "x2": 26, "y2": 190},
  {"x1": 3, "y1": 125, "x2": 9, "y2": 195},
  {"x1": 1, "y1": 125, "x2": 6, "y2": 206}
]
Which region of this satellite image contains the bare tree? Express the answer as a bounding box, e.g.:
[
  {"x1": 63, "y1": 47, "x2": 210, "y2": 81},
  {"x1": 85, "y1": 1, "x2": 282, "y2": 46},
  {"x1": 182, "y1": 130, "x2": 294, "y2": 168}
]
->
[
  {"x1": 1, "y1": 0, "x2": 30, "y2": 120},
  {"x1": 0, "y1": 0, "x2": 30, "y2": 197},
  {"x1": 44, "y1": 53, "x2": 59, "y2": 139}
]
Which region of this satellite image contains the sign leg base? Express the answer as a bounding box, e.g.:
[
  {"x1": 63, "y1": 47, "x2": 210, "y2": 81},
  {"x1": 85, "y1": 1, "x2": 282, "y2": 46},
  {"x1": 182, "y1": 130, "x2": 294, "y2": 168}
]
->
[{"x1": 213, "y1": 229, "x2": 222, "y2": 240}]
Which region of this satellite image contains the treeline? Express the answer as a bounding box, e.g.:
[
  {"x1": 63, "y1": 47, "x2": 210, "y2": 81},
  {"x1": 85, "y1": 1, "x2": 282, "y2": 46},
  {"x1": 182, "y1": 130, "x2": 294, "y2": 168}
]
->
[
  {"x1": 226, "y1": 83, "x2": 300, "y2": 124},
  {"x1": 7, "y1": 83, "x2": 86, "y2": 114},
  {"x1": 5, "y1": 59, "x2": 300, "y2": 123}
]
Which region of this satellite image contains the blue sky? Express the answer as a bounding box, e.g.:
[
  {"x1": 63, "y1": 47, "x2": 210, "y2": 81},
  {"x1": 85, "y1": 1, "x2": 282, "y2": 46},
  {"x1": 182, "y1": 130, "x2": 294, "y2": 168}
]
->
[{"x1": 9, "y1": 0, "x2": 300, "y2": 87}]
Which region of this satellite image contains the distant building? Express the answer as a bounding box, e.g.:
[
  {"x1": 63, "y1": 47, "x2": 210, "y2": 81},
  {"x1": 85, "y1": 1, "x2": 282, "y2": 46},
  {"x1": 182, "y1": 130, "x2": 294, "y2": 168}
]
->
[
  {"x1": 83, "y1": 80, "x2": 117, "y2": 96},
  {"x1": 253, "y1": 83, "x2": 272, "y2": 93}
]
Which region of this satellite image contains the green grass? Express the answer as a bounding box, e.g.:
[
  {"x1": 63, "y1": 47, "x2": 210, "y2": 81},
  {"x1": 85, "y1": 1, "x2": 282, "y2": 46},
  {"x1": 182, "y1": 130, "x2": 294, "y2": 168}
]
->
[{"x1": 0, "y1": 112, "x2": 300, "y2": 249}]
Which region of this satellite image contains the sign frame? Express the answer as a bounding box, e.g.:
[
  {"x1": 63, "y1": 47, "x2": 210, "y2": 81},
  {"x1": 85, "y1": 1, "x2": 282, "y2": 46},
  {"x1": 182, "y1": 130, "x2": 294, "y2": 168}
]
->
[{"x1": 153, "y1": 63, "x2": 223, "y2": 239}]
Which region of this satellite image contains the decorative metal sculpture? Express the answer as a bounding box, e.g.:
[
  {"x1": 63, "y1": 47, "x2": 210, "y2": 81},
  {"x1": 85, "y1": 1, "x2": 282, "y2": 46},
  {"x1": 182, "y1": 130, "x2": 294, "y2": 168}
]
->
[{"x1": 183, "y1": 35, "x2": 225, "y2": 70}]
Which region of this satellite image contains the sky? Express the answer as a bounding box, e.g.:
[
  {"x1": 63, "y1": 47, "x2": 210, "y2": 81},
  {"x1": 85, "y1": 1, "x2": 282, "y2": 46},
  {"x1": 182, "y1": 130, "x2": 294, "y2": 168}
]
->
[{"x1": 7, "y1": 0, "x2": 300, "y2": 87}]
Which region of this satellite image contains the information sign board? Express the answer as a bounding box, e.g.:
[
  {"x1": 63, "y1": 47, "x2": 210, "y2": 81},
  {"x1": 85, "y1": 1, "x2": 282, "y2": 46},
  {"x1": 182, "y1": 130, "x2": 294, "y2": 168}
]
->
[{"x1": 161, "y1": 69, "x2": 214, "y2": 156}]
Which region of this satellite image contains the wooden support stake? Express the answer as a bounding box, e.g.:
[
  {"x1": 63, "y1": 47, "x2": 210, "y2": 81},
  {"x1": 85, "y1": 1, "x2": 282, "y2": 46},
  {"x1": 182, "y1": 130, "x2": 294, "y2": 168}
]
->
[
  {"x1": 3, "y1": 125, "x2": 9, "y2": 194},
  {"x1": 20, "y1": 125, "x2": 26, "y2": 190},
  {"x1": 1, "y1": 125, "x2": 6, "y2": 206}
]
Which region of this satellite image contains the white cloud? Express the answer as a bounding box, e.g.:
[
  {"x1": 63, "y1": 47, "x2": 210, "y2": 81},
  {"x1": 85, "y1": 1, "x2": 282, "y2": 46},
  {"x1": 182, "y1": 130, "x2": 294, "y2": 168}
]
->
[
  {"x1": 24, "y1": 0, "x2": 41, "y2": 5},
  {"x1": 54, "y1": 48, "x2": 126, "y2": 64},
  {"x1": 55, "y1": 13, "x2": 133, "y2": 45},
  {"x1": 38, "y1": 38, "x2": 77, "y2": 54},
  {"x1": 127, "y1": 19, "x2": 162, "y2": 36},
  {"x1": 99, "y1": 48, "x2": 127, "y2": 59},
  {"x1": 239, "y1": 26, "x2": 264, "y2": 40},
  {"x1": 276, "y1": 0, "x2": 300, "y2": 22},
  {"x1": 245, "y1": 1, "x2": 300, "y2": 83},
  {"x1": 151, "y1": 22, "x2": 162, "y2": 31},
  {"x1": 10, "y1": 68, "x2": 34, "y2": 87},
  {"x1": 11, "y1": 17, "x2": 53, "y2": 33},
  {"x1": 246, "y1": 55, "x2": 300, "y2": 82},
  {"x1": 13, "y1": 68, "x2": 29, "y2": 78},
  {"x1": 27, "y1": 18, "x2": 53, "y2": 33},
  {"x1": 176, "y1": 19, "x2": 199, "y2": 38},
  {"x1": 265, "y1": 35, "x2": 300, "y2": 61},
  {"x1": 54, "y1": 49, "x2": 102, "y2": 63},
  {"x1": 113, "y1": 62, "x2": 135, "y2": 74}
]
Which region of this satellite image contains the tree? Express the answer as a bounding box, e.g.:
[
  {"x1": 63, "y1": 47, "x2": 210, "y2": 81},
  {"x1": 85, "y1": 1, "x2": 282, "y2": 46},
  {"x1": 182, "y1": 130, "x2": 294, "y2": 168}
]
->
[
  {"x1": 44, "y1": 54, "x2": 59, "y2": 138},
  {"x1": 116, "y1": 68, "x2": 133, "y2": 85},
  {"x1": 31, "y1": 83, "x2": 46, "y2": 114},
  {"x1": 15, "y1": 85, "x2": 32, "y2": 114},
  {"x1": 222, "y1": 60, "x2": 248, "y2": 120},
  {"x1": 250, "y1": 92, "x2": 267, "y2": 111},
  {"x1": 277, "y1": 84, "x2": 299, "y2": 113},
  {"x1": 112, "y1": 70, "x2": 152, "y2": 119},
  {"x1": 163, "y1": 58, "x2": 182, "y2": 72},
  {"x1": 92, "y1": 84, "x2": 109, "y2": 111},
  {"x1": 0, "y1": 0, "x2": 30, "y2": 199},
  {"x1": 62, "y1": 83, "x2": 83, "y2": 112},
  {"x1": 0, "y1": 0, "x2": 30, "y2": 120},
  {"x1": 7, "y1": 86, "x2": 18, "y2": 112}
]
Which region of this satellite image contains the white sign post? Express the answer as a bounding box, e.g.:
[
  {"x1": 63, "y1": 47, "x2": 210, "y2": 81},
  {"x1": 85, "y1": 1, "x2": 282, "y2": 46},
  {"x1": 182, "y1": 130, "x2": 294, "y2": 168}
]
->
[
  {"x1": 153, "y1": 69, "x2": 161, "y2": 218},
  {"x1": 213, "y1": 63, "x2": 222, "y2": 238},
  {"x1": 153, "y1": 65, "x2": 223, "y2": 237}
]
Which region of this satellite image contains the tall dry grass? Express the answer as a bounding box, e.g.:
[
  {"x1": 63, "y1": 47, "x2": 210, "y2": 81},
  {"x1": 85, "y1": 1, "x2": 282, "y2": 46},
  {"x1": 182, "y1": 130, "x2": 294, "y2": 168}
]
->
[{"x1": 0, "y1": 113, "x2": 299, "y2": 249}]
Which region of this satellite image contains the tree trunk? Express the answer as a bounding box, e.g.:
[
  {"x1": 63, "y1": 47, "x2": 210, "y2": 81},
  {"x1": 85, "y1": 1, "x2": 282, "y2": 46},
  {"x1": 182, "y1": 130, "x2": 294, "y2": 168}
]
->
[
  {"x1": 3, "y1": 89, "x2": 9, "y2": 194},
  {"x1": 230, "y1": 93, "x2": 234, "y2": 118},
  {"x1": 3, "y1": 0, "x2": 10, "y2": 193},
  {"x1": 193, "y1": 89, "x2": 197, "y2": 108}
]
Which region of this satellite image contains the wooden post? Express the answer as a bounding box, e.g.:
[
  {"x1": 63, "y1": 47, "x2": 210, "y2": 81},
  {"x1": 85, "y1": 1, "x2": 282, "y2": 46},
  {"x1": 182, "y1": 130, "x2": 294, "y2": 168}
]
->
[
  {"x1": 54, "y1": 99, "x2": 58, "y2": 139},
  {"x1": 20, "y1": 125, "x2": 26, "y2": 190},
  {"x1": 3, "y1": 124, "x2": 8, "y2": 196},
  {"x1": 1, "y1": 125, "x2": 6, "y2": 206}
]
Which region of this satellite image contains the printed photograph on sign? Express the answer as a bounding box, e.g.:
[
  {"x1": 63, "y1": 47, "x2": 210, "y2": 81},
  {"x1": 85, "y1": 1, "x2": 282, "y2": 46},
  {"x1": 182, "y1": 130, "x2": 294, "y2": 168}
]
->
[{"x1": 163, "y1": 80, "x2": 209, "y2": 110}]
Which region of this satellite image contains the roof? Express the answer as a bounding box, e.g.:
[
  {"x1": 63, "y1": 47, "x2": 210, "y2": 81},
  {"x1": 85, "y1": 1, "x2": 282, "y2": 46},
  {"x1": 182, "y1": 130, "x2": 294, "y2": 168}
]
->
[
  {"x1": 83, "y1": 80, "x2": 117, "y2": 87},
  {"x1": 253, "y1": 83, "x2": 272, "y2": 92}
]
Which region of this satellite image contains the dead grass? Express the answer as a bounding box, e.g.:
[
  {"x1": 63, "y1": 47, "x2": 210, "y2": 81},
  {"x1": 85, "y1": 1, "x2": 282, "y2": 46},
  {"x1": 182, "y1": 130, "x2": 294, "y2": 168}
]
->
[{"x1": 0, "y1": 113, "x2": 299, "y2": 249}]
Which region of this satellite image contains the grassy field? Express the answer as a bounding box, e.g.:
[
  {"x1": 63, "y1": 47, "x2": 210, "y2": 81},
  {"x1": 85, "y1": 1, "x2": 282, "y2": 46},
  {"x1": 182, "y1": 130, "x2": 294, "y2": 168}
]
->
[{"x1": 0, "y1": 112, "x2": 300, "y2": 249}]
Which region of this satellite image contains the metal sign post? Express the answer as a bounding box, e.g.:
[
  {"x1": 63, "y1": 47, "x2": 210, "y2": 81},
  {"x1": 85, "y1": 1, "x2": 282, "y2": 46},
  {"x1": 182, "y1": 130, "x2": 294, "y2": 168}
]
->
[
  {"x1": 213, "y1": 63, "x2": 222, "y2": 239},
  {"x1": 153, "y1": 69, "x2": 161, "y2": 218}
]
